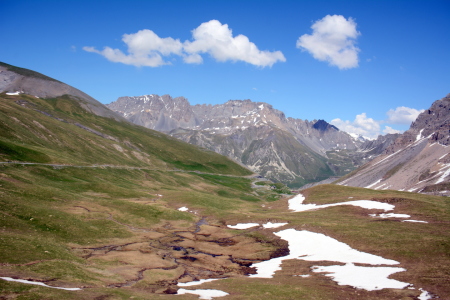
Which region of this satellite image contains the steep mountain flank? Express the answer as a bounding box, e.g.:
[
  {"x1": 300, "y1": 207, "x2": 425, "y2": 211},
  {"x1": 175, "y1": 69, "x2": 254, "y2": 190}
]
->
[
  {"x1": 108, "y1": 94, "x2": 394, "y2": 187},
  {"x1": 337, "y1": 94, "x2": 450, "y2": 194},
  {"x1": 108, "y1": 95, "x2": 391, "y2": 187},
  {"x1": 0, "y1": 62, "x2": 123, "y2": 121}
]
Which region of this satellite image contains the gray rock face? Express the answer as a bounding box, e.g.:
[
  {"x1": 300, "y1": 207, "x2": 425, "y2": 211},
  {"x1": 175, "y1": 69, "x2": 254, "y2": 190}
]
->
[
  {"x1": 0, "y1": 62, "x2": 123, "y2": 121},
  {"x1": 108, "y1": 94, "x2": 393, "y2": 188},
  {"x1": 337, "y1": 94, "x2": 450, "y2": 195}
]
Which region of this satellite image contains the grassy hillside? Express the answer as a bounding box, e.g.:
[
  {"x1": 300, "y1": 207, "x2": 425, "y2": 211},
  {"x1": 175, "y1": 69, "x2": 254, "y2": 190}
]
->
[{"x1": 0, "y1": 93, "x2": 251, "y2": 175}]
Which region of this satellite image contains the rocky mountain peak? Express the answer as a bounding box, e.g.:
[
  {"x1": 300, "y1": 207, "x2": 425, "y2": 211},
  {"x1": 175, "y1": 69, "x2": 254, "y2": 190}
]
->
[
  {"x1": 108, "y1": 94, "x2": 384, "y2": 187},
  {"x1": 385, "y1": 94, "x2": 450, "y2": 154},
  {"x1": 312, "y1": 119, "x2": 339, "y2": 132}
]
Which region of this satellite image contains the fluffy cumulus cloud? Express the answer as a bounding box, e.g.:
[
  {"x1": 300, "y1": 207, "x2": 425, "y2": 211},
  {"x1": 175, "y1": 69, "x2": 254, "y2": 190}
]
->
[
  {"x1": 296, "y1": 15, "x2": 360, "y2": 69},
  {"x1": 83, "y1": 20, "x2": 285, "y2": 68},
  {"x1": 83, "y1": 29, "x2": 183, "y2": 67},
  {"x1": 386, "y1": 106, "x2": 424, "y2": 125},
  {"x1": 383, "y1": 126, "x2": 401, "y2": 134},
  {"x1": 331, "y1": 113, "x2": 381, "y2": 139},
  {"x1": 183, "y1": 20, "x2": 286, "y2": 67},
  {"x1": 331, "y1": 106, "x2": 423, "y2": 139}
]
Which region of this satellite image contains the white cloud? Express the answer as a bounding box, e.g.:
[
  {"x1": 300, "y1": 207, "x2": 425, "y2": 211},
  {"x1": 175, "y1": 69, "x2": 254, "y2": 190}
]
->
[
  {"x1": 386, "y1": 106, "x2": 424, "y2": 125},
  {"x1": 296, "y1": 15, "x2": 360, "y2": 69},
  {"x1": 83, "y1": 29, "x2": 183, "y2": 67},
  {"x1": 383, "y1": 126, "x2": 401, "y2": 135},
  {"x1": 331, "y1": 106, "x2": 423, "y2": 139},
  {"x1": 184, "y1": 20, "x2": 286, "y2": 67},
  {"x1": 84, "y1": 20, "x2": 285, "y2": 68},
  {"x1": 331, "y1": 113, "x2": 381, "y2": 139}
]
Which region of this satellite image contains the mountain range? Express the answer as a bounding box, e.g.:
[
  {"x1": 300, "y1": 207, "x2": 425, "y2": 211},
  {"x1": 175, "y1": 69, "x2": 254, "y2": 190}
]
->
[{"x1": 108, "y1": 95, "x2": 398, "y2": 187}]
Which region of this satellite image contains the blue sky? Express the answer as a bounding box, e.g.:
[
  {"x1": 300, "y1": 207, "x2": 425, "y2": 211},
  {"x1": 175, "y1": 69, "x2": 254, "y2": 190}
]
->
[{"x1": 1, "y1": 0, "x2": 449, "y2": 138}]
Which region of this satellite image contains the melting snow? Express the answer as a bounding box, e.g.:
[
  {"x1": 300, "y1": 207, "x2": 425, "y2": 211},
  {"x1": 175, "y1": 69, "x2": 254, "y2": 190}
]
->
[
  {"x1": 402, "y1": 220, "x2": 428, "y2": 223},
  {"x1": 227, "y1": 223, "x2": 259, "y2": 229},
  {"x1": 6, "y1": 91, "x2": 21, "y2": 95},
  {"x1": 419, "y1": 288, "x2": 433, "y2": 300},
  {"x1": 365, "y1": 179, "x2": 382, "y2": 189},
  {"x1": 262, "y1": 222, "x2": 288, "y2": 229},
  {"x1": 250, "y1": 229, "x2": 400, "y2": 280},
  {"x1": 178, "y1": 278, "x2": 220, "y2": 286},
  {"x1": 0, "y1": 277, "x2": 81, "y2": 291},
  {"x1": 288, "y1": 194, "x2": 394, "y2": 212},
  {"x1": 369, "y1": 213, "x2": 410, "y2": 218},
  {"x1": 435, "y1": 165, "x2": 450, "y2": 184},
  {"x1": 177, "y1": 288, "x2": 229, "y2": 299},
  {"x1": 312, "y1": 263, "x2": 409, "y2": 291},
  {"x1": 416, "y1": 129, "x2": 424, "y2": 141},
  {"x1": 178, "y1": 207, "x2": 189, "y2": 212}
]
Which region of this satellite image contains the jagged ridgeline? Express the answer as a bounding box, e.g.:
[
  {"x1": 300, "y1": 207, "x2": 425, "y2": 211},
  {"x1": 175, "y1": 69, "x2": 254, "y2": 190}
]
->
[{"x1": 108, "y1": 95, "x2": 397, "y2": 188}]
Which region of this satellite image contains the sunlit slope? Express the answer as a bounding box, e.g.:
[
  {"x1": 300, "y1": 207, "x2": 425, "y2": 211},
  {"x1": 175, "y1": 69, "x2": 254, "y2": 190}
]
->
[{"x1": 0, "y1": 93, "x2": 251, "y2": 176}]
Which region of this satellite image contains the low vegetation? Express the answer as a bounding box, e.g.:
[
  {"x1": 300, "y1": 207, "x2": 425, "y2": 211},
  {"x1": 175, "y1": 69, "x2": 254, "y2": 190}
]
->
[{"x1": 0, "y1": 93, "x2": 449, "y2": 299}]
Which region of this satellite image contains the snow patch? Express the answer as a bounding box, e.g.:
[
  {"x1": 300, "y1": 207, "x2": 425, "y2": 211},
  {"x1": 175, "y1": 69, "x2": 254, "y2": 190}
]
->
[
  {"x1": 288, "y1": 194, "x2": 394, "y2": 212},
  {"x1": 402, "y1": 220, "x2": 428, "y2": 223},
  {"x1": 178, "y1": 278, "x2": 220, "y2": 286},
  {"x1": 312, "y1": 263, "x2": 409, "y2": 291},
  {"x1": 262, "y1": 222, "x2": 288, "y2": 229},
  {"x1": 177, "y1": 288, "x2": 229, "y2": 299},
  {"x1": 369, "y1": 213, "x2": 410, "y2": 219},
  {"x1": 178, "y1": 207, "x2": 189, "y2": 212},
  {"x1": 227, "y1": 223, "x2": 259, "y2": 229},
  {"x1": 249, "y1": 229, "x2": 400, "y2": 279},
  {"x1": 365, "y1": 179, "x2": 382, "y2": 189},
  {"x1": 0, "y1": 277, "x2": 81, "y2": 291}
]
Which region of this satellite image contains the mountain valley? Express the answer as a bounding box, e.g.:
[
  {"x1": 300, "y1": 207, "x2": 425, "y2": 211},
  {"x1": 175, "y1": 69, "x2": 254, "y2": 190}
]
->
[
  {"x1": 108, "y1": 95, "x2": 398, "y2": 188},
  {"x1": 0, "y1": 62, "x2": 449, "y2": 300}
]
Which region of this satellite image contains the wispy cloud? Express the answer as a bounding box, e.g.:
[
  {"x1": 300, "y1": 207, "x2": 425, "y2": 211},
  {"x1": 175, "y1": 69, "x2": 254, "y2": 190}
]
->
[
  {"x1": 83, "y1": 20, "x2": 285, "y2": 68},
  {"x1": 296, "y1": 15, "x2": 360, "y2": 69},
  {"x1": 330, "y1": 106, "x2": 423, "y2": 139}
]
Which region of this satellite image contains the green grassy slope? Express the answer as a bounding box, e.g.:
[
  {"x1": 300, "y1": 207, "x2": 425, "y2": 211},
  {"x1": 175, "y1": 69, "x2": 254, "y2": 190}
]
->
[{"x1": 0, "y1": 93, "x2": 251, "y2": 175}]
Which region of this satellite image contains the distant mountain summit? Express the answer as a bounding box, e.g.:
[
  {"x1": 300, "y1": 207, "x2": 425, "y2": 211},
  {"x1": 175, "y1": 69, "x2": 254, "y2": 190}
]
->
[
  {"x1": 108, "y1": 94, "x2": 396, "y2": 187},
  {"x1": 337, "y1": 94, "x2": 450, "y2": 194}
]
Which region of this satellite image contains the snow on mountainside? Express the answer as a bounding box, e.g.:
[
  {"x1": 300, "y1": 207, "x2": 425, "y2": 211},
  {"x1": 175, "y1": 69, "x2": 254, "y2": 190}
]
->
[
  {"x1": 108, "y1": 94, "x2": 396, "y2": 188},
  {"x1": 337, "y1": 93, "x2": 450, "y2": 195}
]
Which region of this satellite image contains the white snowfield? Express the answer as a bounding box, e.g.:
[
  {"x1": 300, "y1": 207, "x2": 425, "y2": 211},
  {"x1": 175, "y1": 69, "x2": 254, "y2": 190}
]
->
[
  {"x1": 227, "y1": 222, "x2": 288, "y2": 229},
  {"x1": 227, "y1": 223, "x2": 259, "y2": 229},
  {"x1": 288, "y1": 193, "x2": 395, "y2": 212},
  {"x1": 0, "y1": 277, "x2": 81, "y2": 291},
  {"x1": 250, "y1": 228, "x2": 401, "y2": 280},
  {"x1": 6, "y1": 91, "x2": 21, "y2": 95},
  {"x1": 177, "y1": 288, "x2": 229, "y2": 299},
  {"x1": 178, "y1": 278, "x2": 220, "y2": 286},
  {"x1": 178, "y1": 206, "x2": 189, "y2": 212},
  {"x1": 262, "y1": 222, "x2": 288, "y2": 228},
  {"x1": 312, "y1": 263, "x2": 409, "y2": 291}
]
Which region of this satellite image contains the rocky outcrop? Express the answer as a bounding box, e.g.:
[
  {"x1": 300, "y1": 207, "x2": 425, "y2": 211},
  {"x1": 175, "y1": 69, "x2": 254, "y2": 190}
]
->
[
  {"x1": 0, "y1": 62, "x2": 123, "y2": 121},
  {"x1": 337, "y1": 94, "x2": 450, "y2": 195},
  {"x1": 108, "y1": 94, "x2": 393, "y2": 188}
]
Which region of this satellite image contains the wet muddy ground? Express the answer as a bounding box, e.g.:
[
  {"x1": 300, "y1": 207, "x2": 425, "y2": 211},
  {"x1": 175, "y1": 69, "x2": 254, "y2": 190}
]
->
[{"x1": 69, "y1": 205, "x2": 287, "y2": 294}]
